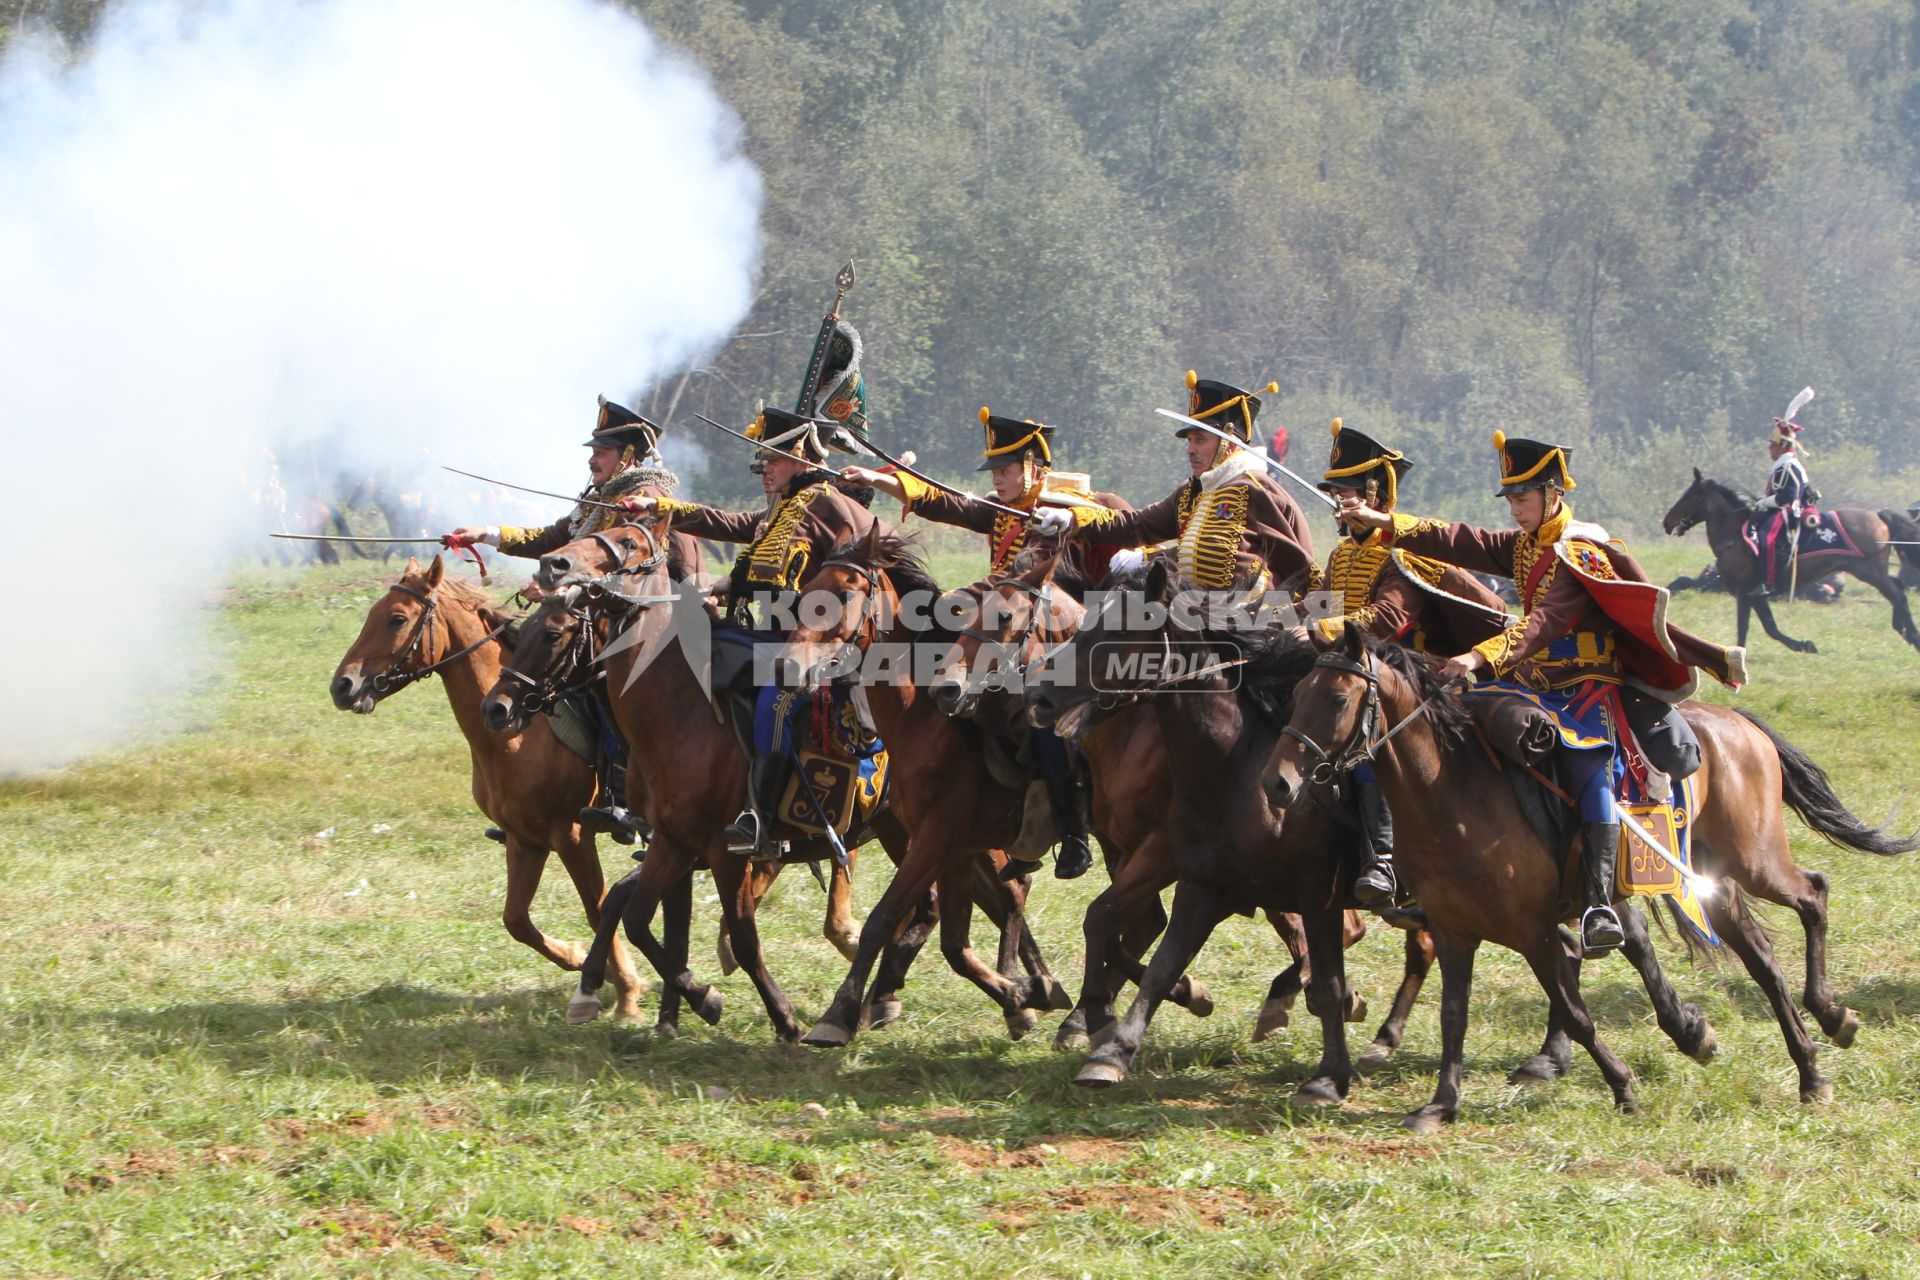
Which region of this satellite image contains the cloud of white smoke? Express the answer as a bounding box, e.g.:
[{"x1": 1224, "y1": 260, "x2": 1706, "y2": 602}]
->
[{"x1": 0, "y1": 0, "x2": 761, "y2": 775}]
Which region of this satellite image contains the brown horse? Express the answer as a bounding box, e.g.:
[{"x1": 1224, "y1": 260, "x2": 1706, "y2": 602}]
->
[
  {"x1": 941, "y1": 552, "x2": 1429, "y2": 1060},
  {"x1": 1663, "y1": 469, "x2": 1920, "y2": 653},
  {"x1": 1025, "y1": 559, "x2": 1364, "y2": 1104},
  {"x1": 1267, "y1": 624, "x2": 1917, "y2": 1130},
  {"x1": 329, "y1": 555, "x2": 649, "y2": 1024},
  {"x1": 477, "y1": 523, "x2": 892, "y2": 1041},
  {"x1": 774, "y1": 530, "x2": 1080, "y2": 1047}
]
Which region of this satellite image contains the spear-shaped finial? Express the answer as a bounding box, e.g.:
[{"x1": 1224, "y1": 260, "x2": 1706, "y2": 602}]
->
[{"x1": 832, "y1": 259, "x2": 856, "y2": 315}]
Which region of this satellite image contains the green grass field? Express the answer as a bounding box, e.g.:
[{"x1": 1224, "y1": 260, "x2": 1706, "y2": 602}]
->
[{"x1": 6, "y1": 539, "x2": 1920, "y2": 1278}]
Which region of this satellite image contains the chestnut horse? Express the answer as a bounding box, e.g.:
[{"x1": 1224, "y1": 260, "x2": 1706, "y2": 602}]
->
[
  {"x1": 1663, "y1": 469, "x2": 1920, "y2": 654},
  {"x1": 940, "y1": 551, "x2": 1430, "y2": 1060},
  {"x1": 329, "y1": 555, "x2": 649, "y2": 1024},
  {"x1": 1268, "y1": 625, "x2": 1917, "y2": 1130}
]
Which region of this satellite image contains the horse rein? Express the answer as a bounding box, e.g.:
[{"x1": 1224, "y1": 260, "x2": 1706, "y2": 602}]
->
[
  {"x1": 368, "y1": 581, "x2": 513, "y2": 697},
  {"x1": 498, "y1": 523, "x2": 670, "y2": 711},
  {"x1": 952, "y1": 575, "x2": 1066, "y2": 695}
]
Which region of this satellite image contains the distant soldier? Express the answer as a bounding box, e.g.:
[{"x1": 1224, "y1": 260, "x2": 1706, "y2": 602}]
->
[{"x1": 1750, "y1": 389, "x2": 1820, "y2": 598}]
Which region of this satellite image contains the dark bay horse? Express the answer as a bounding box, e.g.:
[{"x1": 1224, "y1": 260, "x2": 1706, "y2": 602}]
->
[
  {"x1": 944, "y1": 551, "x2": 1430, "y2": 1061},
  {"x1": 774, "y1": 530, "x2": 1080, "y2": 1047},
  {"x1": 1663, "y1": 469, "x2": 1920, "y2": 653},
  {"x1": 329, "y1": 555, "x2": 650, "y2": 1024},
  {"x1": 1267, "y1": 624, "x2": 1917, "y2": 1130},
  {"x1": 1025, "y1": 560, "x2": 1363, "y2": 1105}
]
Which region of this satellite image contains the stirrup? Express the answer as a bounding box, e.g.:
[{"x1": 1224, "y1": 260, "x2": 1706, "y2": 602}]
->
[
  {"x1": 1353, "y1": 859, "x2": 1397, "y2": 907},
  {"x1": 724, "y1": 809, "x2": 760, "y2": 855},
  {"x1": 1581, "y1": 906, "x2": 1625, "y2": 957}
]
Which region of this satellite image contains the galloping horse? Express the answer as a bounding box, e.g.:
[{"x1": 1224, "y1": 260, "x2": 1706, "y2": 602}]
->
[
  {"x1": 775, "y1": 529, "x2": 1080, "y2": 1047},
  {"x1": 945, "y1": 550, "x2": 1429, "y2": 1060},
  {"x1": 1267, "y1": 623, "x2": 1917, "y2": 1130},
  {"x1": 1026, "y1": 560, "x2": 1362, "y2": 1105},
  {"x1": 329, "y1": 555, "x2": 650, "y2": 1024},
  {"x1": 1663, "y1": 469, "x2": 1920, "y2": 653}
]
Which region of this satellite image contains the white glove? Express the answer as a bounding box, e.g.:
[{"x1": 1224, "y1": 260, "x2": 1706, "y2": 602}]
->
[
  {"x1": 1106, "y1": 547, "x2": 1144, "y2": 576},
  {"x1": 1033, "y1": 508, "x2": 1073, "y2": 537}
]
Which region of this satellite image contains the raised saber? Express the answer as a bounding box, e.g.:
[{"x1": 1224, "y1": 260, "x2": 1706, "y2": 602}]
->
[
  {"x1": 440, "y1": 465, "x2": 623, "y2": 512},
  {"x1": 1153, "y1": 408, "x2": 1337, "y2": 510},
  {"x1": 691, "y1": 413, "x2": 835, "y2": 472},
  {"x1": 1618, "y1": 808, "x2": 1719, "y2": 901},
  {"x1": 850, "y1": 433, "x2": 1041, "y2": 523}
]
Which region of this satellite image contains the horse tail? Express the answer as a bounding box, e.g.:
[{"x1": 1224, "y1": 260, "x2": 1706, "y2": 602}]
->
[
  {"x1": 1735, "y1": 708, "x2": 1919, "y2": 855},
  {"x1": 1880, "y1": 509, "x2": 1920, "y2": 579}
]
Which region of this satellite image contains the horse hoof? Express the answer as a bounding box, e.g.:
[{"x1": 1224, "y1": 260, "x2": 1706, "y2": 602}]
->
[
  {"x1": 1074, "y1": 1060, "x2": 1128, "y2": 1089},
  {"x1": 610, "y1": 1004, "x2": 645, "y2": 1026},
  {"x1": 830, "y1": 933, "x2": 859, "y2": 963},
  {"x1": 690, "y1": 986, "x2": 724, "y2": 1027},
  {"x1": 1251, "y1": 999, "x2": 1290, "y2": 1042},
  {"x1": 1508, "y1": 1056, "x2": 1562, "y2": 1087},
  {"x1": 865, "y1": 998, "x2": 903, "y2": 1031},
  {"x1": 1006, "y1": 1008, "x2": 1040, "y2": 1040},
  {"x1": 1183, "y1": 980, "x2": 1215, "y2": 1019},
  {"x1": 566, "y1": 991, "x2": 602, "y2": 1025},
  {"x1": 1615, "y1": 1091, "x2": 1640, "y2": 1115},
  {"x1": 1689, "y1": 1024, "x2": 1719, "y2": 1064},
  {"x1": 1292, "y1": 1078, "x2": 1344, "y2": 1110},
  {"x1": 1053, "y1": 1026, "x2": 1090, "y2": 1052},
  {"x1": 1086, "y1": 1021, "x2": 1117, "y2": 1051},
  {"x1": 1802, "y1": 1080, "x2": 1835, "y2": 1105},
  {"x1": 716, "y1": 934, "x2": 739, "y2": 977},
  {"x1": 801, "y1": 1019, "x2": 853, "y2": 1049},
  {"x1": 1831, "y1": 1008, "x2": 1860, "y2": 1049},
  {"x1": 651, "y1": 1020, "x2": 680, "y2": 1041},
  {"x1": 1356, "y1": 1043, "x2": 1393, "y2": 1073},
  {"x1": 1401, "y1": 1110, "x2": 1448, "y2": 1135},
  {"x1": 1344, "y1": 994, "x2": 1370, "y2": 1024}
]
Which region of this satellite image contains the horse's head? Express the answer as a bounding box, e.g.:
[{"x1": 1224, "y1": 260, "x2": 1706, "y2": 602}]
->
[
  {"x1": 779, "y1": 524, "x2": 912, "y2": 693},
  {"x1": 1025, "y1": 555, "x2": 1200, "y2": 739},
  {"x1": 931, "y1": 546, "x2": 1083, "y2": 719},
  {"x1": 480, "y1": 523, "x2": 667, "y2": 734},
  {"x1": 1663, "y1": 467, "x2": 1718, "y2": 537},
  {"x1": 331, "y1": 555, "x2": 447, "y2": 714}
]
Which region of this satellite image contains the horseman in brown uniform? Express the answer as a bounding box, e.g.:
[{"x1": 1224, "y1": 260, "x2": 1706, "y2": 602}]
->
[
  {"x1": 1337, "y1": 432, "x2": 1746, "y2": 956},
  {"x1": 841, "y1": 407, "x2": 1129, "y2": 879},
  {"x1": 1306, "y1": 419, "x2": 1510, "y2": 907},
  {"x1": 1043, "y1": 372, "x2": 1315, "y2": 591},
  {"x1": 442, "y1": 396, "x2": 675, "y2": 843},
  {"x1": 619, "y1": 406, "x2": 879, "y2": 858}
]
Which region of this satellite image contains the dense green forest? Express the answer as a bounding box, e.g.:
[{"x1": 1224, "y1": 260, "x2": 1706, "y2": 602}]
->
[
  {"x1": 16, "y1": 0, "x2": 1920, "y2": 528},
  {"x1": 625, "y1": 0, "x2": 1920, "y2": 528}
]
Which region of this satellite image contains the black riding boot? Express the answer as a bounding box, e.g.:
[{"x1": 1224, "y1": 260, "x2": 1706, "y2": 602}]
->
[
  {"x1": 1047, "y1": 770, "x2": 1093, "y2": 881},
  {"x1": 725, "y1": 751, "x2": 793, "y2": 860},
  {"x1": 1352, "y1": 776, "x2": 1397, "y2": 907},
  {"x1": 579, "y1": 760, "x2": 646, "y2": 846},
  {"x1": 1579, "y1": 821, "x2": 1625, "y2": 957}
]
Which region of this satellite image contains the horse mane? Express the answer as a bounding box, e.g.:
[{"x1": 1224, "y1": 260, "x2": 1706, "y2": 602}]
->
[
  {"x1": 1696, "y1": 473, "x2": 1757, "y2": 508},
  {"x1": 1005, "y1": 543, "x2": 1089, "y2": 599},
  {"x1": 1362, "y1": 634, "x2": 1473, "y2": 750},
  {"x1": 1236, "y1": 629, "x2": 1321, "y2": 724}
]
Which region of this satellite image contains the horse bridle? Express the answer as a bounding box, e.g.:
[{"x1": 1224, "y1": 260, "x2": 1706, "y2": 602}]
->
[
  {"x1": 953, "y1": 575, "x2": 1062, "y2": 695},
  {"x1": 366, "y1": 581, "x2": 512, "y2": 698},
  {"x1": 802, "y1": 551, "x2": 885, "y2": 679},
  {"x1": 1279, "y1": 649, "x2": 1461, "y2": 786},
  {"x1": 495, "y1": 523, "x2": 669, "y2": 712}
]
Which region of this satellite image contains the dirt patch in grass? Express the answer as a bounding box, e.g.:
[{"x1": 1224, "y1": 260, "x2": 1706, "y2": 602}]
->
[
  {"x1": 994, "y1": 1184, "x2": 1284, "y2": 1231},
  {"x1": 935, "y1": 1133, "x2": 1141, "y2": 1171},
  {"x1": 307, "y1": 1207, "x2": 462, "y2": 1262}
]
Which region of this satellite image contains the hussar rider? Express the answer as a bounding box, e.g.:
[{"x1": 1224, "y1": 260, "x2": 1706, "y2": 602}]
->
[
  {"x1": 1338, "y1": 433, "x2": 1745, "y2": 956},
  {"x1": 1039, "y1": 371, "x2": 1315, "y2": 593},
  {"x1": 619, "y1": 407, "x2": 879, "y2": 858},
  {"x1": 1752, "y1": 389, "x2": 1819, "y2": 599},
  {"x1": 442, "y1": 396, "x2": 673, "y2": 843},
  {"x1": 841, "y1": 407, "x2": 1126, "y2": 880},
  {"x1": 1308, "y1": 420, "x2": 1510, "y2": 908}
]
